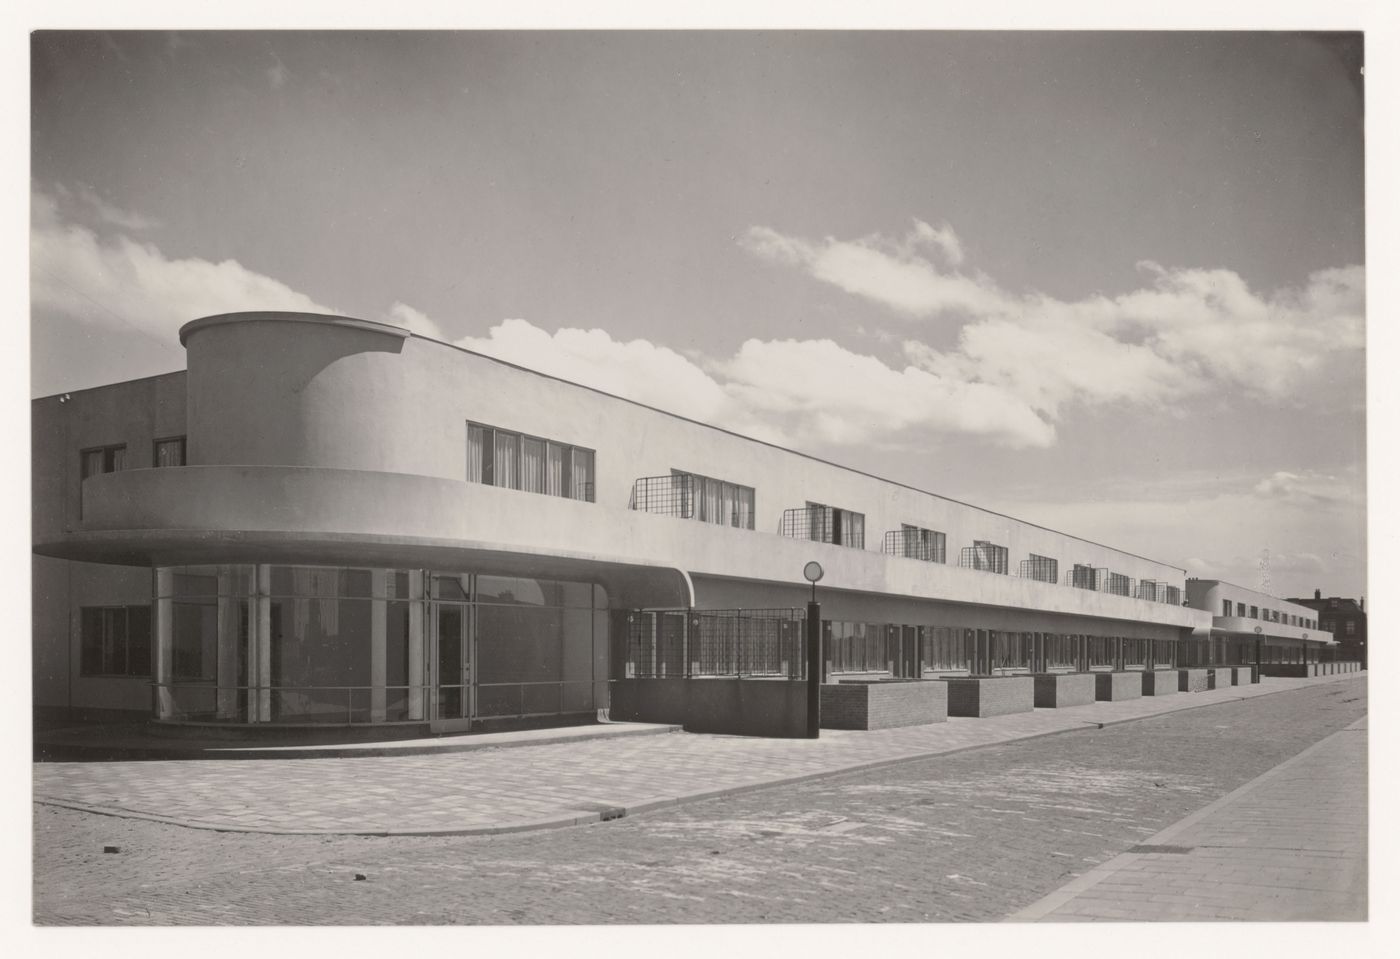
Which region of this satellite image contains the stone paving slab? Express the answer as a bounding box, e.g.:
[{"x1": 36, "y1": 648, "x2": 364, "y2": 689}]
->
[
  {"x1": 35, "y1": 717, "x2": 684, "y2": 760},
  {"x1": 1005, "y1": 712, "x2": 1367, "y2": 922},
  {"x1": 33, "y1": 672, "x2": 1363, "y2": 838}
]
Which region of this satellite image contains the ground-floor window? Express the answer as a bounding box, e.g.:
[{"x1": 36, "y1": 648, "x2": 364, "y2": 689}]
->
[
  {"x1": 80, "y1": 605, "x2": 152, "y2": 677},
  {"x1": 153, "y1": 564, "x2": 608, "y2": 725}
]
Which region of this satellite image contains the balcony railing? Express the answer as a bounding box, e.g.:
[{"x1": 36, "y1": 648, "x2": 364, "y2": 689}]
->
[
  {"x1": 630, "y1": 474, "x2": 695, "y2": 518},
  {"x1": 1016, "y1": 555, "x2": 1059, "y2": 584},
  {"x1": 881, "y1": 529, "x2": 946, "y2": 562},
  {"x1": 779, "y1": 506, "x2": 864, "y2": 549},
  {"x1": 958, "y1": 542, "x2": 1009, "y2": 574}
]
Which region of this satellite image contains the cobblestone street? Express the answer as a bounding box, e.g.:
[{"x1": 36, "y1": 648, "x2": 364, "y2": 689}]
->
[{"x1": 33, "y1": 677, "x2": 1366, "y2": 924}]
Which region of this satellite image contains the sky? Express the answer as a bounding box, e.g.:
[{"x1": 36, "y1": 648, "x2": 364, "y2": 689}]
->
[{"x1": 28, "y1": 28, "x2": 1368, "y2": 601}]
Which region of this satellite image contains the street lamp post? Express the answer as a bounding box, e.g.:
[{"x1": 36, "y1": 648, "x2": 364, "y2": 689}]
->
[
  {"x1": 803, "y1": 561, "x2": 824, "y2": 739},
  {"x1": 1254, "y1": 625, "x2": 1263, "y2": 683}
]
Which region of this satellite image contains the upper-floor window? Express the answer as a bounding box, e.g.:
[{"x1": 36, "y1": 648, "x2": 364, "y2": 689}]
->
[
  {"x1": 1249, "y1": 605, "x2": 1259, "y2": 619},
  {"x1": 677, "y1": 470, "x2": 755, "y2": 529},
  {"x1": 780, "y1": 502, "x2": 865, "y2": 548},
  {"x1": 959, "y1": 540, "x2": 1009, "y2": 575},
  {"x1": 1328, "y1": 598, "x2": 1338, "y2": 608},
  {"x1": 884, "y1": 524, "x2": 946, "y2": 563},
  {"x1": 467, "y1": 422, "x2": 594, "y2": 502},
  {"x1": 154, "y1": 436, "x2": 187, "y2": 468},
  {"x1": 80, "y1": 605, "x2": 151, "y2": 677},
  {"x1": 80, "y1": 444, "x2": 126, "y2": 479},
  {"x1": 1345, "y1": 621, "x2": 1356, "y2": 635},
  {"x1": 1223, "y1": 599, "x2": 1233, "y2": 617},
  {"x1": 1018, "y1": 553, "x2": 1058, "y2": 584},
  {"x1": 1321, "y1": 619, "x2": 1333, "y2": 632}
]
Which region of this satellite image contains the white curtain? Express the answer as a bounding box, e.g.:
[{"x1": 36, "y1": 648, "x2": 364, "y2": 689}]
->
[
  {"x1": 570, "y1": 448, "x2": 593, "y2": 500},
  {"x1": 494, "y1": 431, "x2": 519, "y2": 489},
  {"x1": 521, "y1": 437, "x2": 544, "y2": 493},
  {"x1": 545, "y1": 443, "x2": 564, "y2": 496},
  {"x1": 467, "y1": 425, "x2": 486, "y2": 483}
]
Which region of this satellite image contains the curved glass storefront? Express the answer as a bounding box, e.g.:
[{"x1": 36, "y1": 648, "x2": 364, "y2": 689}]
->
[{"x1": 153, "y1": 564, "x2": 609, "y2": 726}]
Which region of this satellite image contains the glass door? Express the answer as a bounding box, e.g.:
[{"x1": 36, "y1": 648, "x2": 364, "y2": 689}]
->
[{"x1": 434, "y1": 603, "x2": 471, "y2": 721}]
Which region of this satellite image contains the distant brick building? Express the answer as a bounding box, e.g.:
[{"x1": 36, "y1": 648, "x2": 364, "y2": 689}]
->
[{"x1": 1288, "y1": 590, "x2": 1367, "y2": 669}]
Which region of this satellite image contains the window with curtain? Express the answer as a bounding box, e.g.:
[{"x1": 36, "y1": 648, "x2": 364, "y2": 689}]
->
[
  {"x1": 701, "y1": 476, "x2": 721, "y2": 523},
  {"x1": 493, "y1": 431, "x2": 519, "y2": 490},
  {"x1": 80, "y1": 444, "x2": 126, "y2": 478},
  {"x1": 467, "y1": 424, "x2": 490, "y2": 484},
  {"x1": 545, "y1": 442, "x2": 564, "y2": 496},
  {"x1": 736, "y1": 486, "x2": 755, "y2": 529},
  {"x1": 467, "y1": 422, "x2": 595, "y2": 503},
  {"x1": 569, "y1": 447, "x2": 594, "y2": 501},
  {"x1": 521, "y1": 436, "x2": 544, "y2": 493},
  {"x1": 154, "y1": 436, "x2": 186, "y2": 467}
]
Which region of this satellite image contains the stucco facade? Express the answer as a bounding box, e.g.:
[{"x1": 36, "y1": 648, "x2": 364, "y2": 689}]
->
[
  {"x1": 1185, "y1": 578, "x2": 1336, "y2": 667},
  {"x1": 35, "y1": 311, "x2": 1254, "y2": 729}
]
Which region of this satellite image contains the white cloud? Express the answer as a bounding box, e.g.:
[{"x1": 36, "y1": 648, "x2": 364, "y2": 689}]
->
[
  {"x1": 739, "y1": 223, "x2": 1009, "y2": 318},
  {"x1": 453, "y1": 318, "x2": 749, "y2": 431},
  {"x1": 1253, "y1": 470, "x2": 1359, "y2": 507},
  {"x1": 72, "y1": 182, "x2": 161, "y2": 231},
  {"x1": 384, "y1": 301, "x2": 448, "y2": 340},
  {"x1": 741, "y1": 221, "x2": 1365, "y2": 410},
  {"x1": 909, "y1": 219, "x2": 964, "y2": 267},
  {"x1": 399, "y1": 308, "x2": 1056, "y2": 450},
  {"x1": 32, "y1": 187, "x2": 335, "y2": 342},
  {"x1": 717, "y1": 337, "x2": 1055, "y2": 448}
]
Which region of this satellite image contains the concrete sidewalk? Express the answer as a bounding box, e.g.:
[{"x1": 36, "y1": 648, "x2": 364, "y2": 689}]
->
[
  {"x1": 1006, "y1": 714, "x2": 1367, "y2": 922},
  {"x1": 34, "y1": 672, "x2": 1364, "y2": 838}
]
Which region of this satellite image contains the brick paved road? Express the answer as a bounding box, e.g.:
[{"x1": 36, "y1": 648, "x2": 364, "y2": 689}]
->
[
  {"x1": 33, "y1": 677, "x2": 1366, "y2": 924},
  {"x1": 32, "y1": 674, "x2": 1347, "y2": 835},
  {"x1": 1010, "y1": 716, "x2": 1367, "y2": 921}
]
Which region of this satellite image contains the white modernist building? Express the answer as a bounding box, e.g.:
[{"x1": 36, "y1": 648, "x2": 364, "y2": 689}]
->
[{"x1": 33, "y1": 312, "x2": 1338, "y2": 733}]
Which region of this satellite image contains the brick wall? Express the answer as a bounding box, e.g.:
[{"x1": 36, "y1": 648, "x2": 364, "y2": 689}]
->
[
  {"x1": 944, "y1": 676, "x2": 1035, "y2": 717},
  {"x1": 1033, "y1": 672, "x2": 1096, "y2": 708},
  {"x1": 820, "y1": 681, "x2": 947, "y2": 730},
  {"x1": 1142, "y1": 669, "x2": 1179, "y2": 695},
  {"x1": 1178, "y1": 668, "x2": 1210, "y2": 692},
  {"x1": 1095, "y1": 671, "x2": 1142, "y2": 701}
]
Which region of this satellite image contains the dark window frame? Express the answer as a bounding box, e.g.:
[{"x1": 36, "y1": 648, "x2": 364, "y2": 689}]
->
[
  {"x1": 466, "y1": 421, "x2": 596, "y2": 503},
  {"x1": 79, "y1": 604, "x2": 152, "y2": 678},
  {"x1": 153, "y1": 435, "x2": 187, "y2": 468},
  {"x1": 80, "y1": 443, "x2": 127, "y2": 479}
]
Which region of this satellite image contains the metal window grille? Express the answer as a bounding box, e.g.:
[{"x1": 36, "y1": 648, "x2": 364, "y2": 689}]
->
[
  {"x1": 882, "y1": 526, "x2": 946, "y2": 562},
  {"x1": 958, "y1": 540, "x2": 1009, "y2": 574},
  {"x1": 1018, "y1": 554, "x2": 1059, "y2": 583},
  {"x1": 629, "y1": 474, "x2": 695, "y2": 518},
  {"x1": 624, "y1": 608, "x2": 806, "y2": 679},
  {"x1": 780, "y1": 505, "x2": 832, "y2": 543},
  {"x1": 1105, "y1": 572, "x2": 1133, "y2": 597}
]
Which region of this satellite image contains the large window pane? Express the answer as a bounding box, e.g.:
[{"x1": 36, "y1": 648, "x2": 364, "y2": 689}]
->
[
  {"x1": 476, "y1": 605, "x2": 564, "y2": 684},
  {"x1": 270, "y1": 597, "x2": 373, "y2": 689},
  {"x1": 570, "y1": 448, "x2": 594, "y2": 501},
  {"x1": 521, "y1": 436, "x2": 545, "y2": 493},
  {"x1": 493, "y1": 431, "x2": 519, "y2": 489},
  {"x1": 467, "y1": 424, "x2": 488, "y2": 483},
  {"x1": 545, "y1": 442, "x2": 565, "y2": 496},
  {"x1": 172, "y1": 601, "x2": 217, "y2": 681}
]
